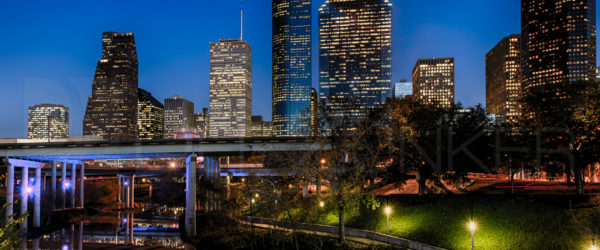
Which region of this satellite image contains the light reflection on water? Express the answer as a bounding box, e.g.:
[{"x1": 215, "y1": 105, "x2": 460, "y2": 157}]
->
[{"x1": 28, "y1": 212, "x2": 184, "y2": 249}]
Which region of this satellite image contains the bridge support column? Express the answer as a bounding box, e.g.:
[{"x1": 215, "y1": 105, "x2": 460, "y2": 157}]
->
[
  {"x1": 51, "y1": 161, "x2": 56, "y2": 211},
  {"x1": 5, "y1": 163, "x2": 14, "y2": 224},
  {"x1": 34, "y1": 167, "x2": 41, "y2": 227},
  {"x1": 117, "y1": 175, "x2": 122, "y2": 209},
  {"x1": 125, "y1": 176, "x2": 131, "y2": 209},
  {"x1": 79, "y1": 163, "x2": 84, "y2": 208},
  {"x1": 62, "y1": 162, "x2": 67, "y2": 210},
  {"x1": 71, "y1": 163, "x2": 76, "y2": 208},
  {"x1": 226, "y1": 173, "x2": 231, "y2": 199},
  {"x1": 21, "y1": 167, "x2": 28, "y2": 231},
  {"x1": 130, "y1": 175, "x2": 135, "y2": 210},
  {"x1": 185, "y1": 154, "x2": 197, "y2": 237}
]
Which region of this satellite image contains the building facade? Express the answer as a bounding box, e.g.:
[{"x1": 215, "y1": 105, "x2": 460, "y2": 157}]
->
[
  {"x1": 272, "y1": 0, "x2": 312, "y2": 136},
  {"x1": 412, "y1": 58, "x2": 455, "y2": 109},
  {"x1": 163, "y1": 96, "x2": 195, "y2": 139},
  {"x1": 83, "y1": 32, "x2": 139, "y2": 141},
  {"x1": 137, "y1": 88, "x2": 164, "y2": 141},
  {"x1": 195, "y1": 108, "x2": 209, "y2": 138},
  {"x1": 310, "y1": 88, "x2": 318, "y2": 136},
  {"x1": 208, "y1": 39, "x2": 252, "y2": 138},
  {"x1": 251, "y1": 116, "x2": 273, "y2": 137},
  {"x1": 521, "y1": 0, "x2": 596, "y2": 89},
  {"x1": 486, "y1": 34, "x2": 522, "y2": 122},
  {"x1": 27, "y1": 104, "x2": 69, "y2": 139},
  {"x1": 319, "y1": 0, "x2": 392, "y2": 124},
  {"x1": 392, "y1": 80, "x2": 413, "y2": 99}
]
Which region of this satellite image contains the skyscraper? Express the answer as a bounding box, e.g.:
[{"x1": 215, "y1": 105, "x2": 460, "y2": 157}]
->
[
  {"x1": 251, "y1": 116, "x2": 274, "y2": 137},
  {"x1": 310, "y1": 88, "x2": 318, "y2": 136},
  {"x1": 27, "y1": 104, "x2": 69, "y2": 139},
  {"x1": 195, "y1": 108, "x2": 209, "y2": 138},
  {"x1": 319, "y1": 0, "x2": 392, "y2": 124},
  {"x1": 272, "y1": 0, "x2": 312, "y2": 136},
  {"x1": 521, "y1": 0, "x2": 596, "y2": 89},
  {"x1": 486, "y1": 34, "x2": 522, "y2": 122},
  {"x1": 208, "y1": 39, "x2": 252, "y2": 138},
  {"x1": 392, "y1": 79, "x2": 413, "y2": 99},
  {"x1": 164, "y1": 96, "x2": 195, "y2": 139},
  {"x1": 83, "y1": 32, "x2": 139, "y2": 141},
  {"x1": 412, "y1": 58, "x2": 455, "y2": 109},
  {"x1": 138, "y1": 88, "x2": 164, "y2": 141}
]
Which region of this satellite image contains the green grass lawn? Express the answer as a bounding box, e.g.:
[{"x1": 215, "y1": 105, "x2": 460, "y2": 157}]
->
[{"x1": 311, "y1": 195, "x2": 592, "y2": 250}]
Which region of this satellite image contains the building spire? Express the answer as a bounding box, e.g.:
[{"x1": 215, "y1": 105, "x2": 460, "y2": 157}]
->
[{"x1": 240, "y1": 0, "x2": 243, "y2": 40}]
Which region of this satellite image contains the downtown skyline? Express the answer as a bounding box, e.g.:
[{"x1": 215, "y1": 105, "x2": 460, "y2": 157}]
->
[{"x1": 1, "y1": 0, "x2": 594, "y2": 138}]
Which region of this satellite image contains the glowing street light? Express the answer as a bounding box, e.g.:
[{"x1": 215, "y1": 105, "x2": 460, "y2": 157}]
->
[
  {"x1": 64, "y1": 182, "x2": 71, "y2": 190},
  {"x1": 320, "y1": 158, "x2": 326, "y2": 165},
  {"x1": 468, "y1": 220, "x2": 476, "y2": 250},
  {"x1": 169, "y1": 162, "x2": 176, "y2": 168},
  {"x1": 25, "y1": 186, "x2": 33, "y2": 195},
  {"x1": 254, "y1": 193, "x2": 259, "y2": 198},
  {"x1": 384, "y1": 206, "x2": 392, "y2": 234},
  {"x1": 251, "y1": 198, "x2": 255, "y2": 204},
  {"x1": 62, "y1": 244, "x2": 68, "y2": 250},
  {"x1": 319, "y1": 201, "x2": 325, "y2": 208},
  {"x1": 123, "y1": 181, "x2": 129, "y2": 186}
]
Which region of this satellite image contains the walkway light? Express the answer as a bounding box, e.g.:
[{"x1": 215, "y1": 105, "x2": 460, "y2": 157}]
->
[
  {"x1": 468, "y1": 220, "x2": 476, "y2": 250},
  {"x1": 319, "y1": 201, "x2": 325, "y2": 208},
  {"x1": 320, "y1": 158, "x2": 326, "y2": 165},
  {"x1": 254, "y1": 193, "x2": 259, "y2": 198},
  {"x1": 64, "y1": 182, "x2": 71, "y2": 189},
  {"x1": 384, "y1": 206, "x2": 392, "y2": 233},
  {"x1": 251, "y1": 198, "x2": 255, "y2": 204}
]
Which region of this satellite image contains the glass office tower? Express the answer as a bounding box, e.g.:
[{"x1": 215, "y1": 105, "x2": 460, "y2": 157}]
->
[
  {"x1": 272, "y1": 0, "x2": 312, "y2": 136},
  {"x1": 319, "y1": 0, "x2": 392, "y2": 126},
  {"x1": 83, "y1": 32, "x2": 139, "y2": 141}
]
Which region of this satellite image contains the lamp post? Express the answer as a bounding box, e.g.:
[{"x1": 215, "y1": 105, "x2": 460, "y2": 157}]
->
[
  {"x1": 384, "y1": 206, "x2": 391, "y2": 234},
  {"x1": 468, "y1": 221, "x2": 476, "y2": 250}
]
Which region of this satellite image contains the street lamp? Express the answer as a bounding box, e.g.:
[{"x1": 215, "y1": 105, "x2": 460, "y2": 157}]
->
[
  {"x1": 169, "y1": 162, "x2": 176, "y2": 168},
  {"x1": 320, "y1": 158, "x2": 326, "y2": 165},
  {"x1": 384, "y1": 206, "x2": 392, "y2": 234},
  {"x1": 26, "y1": 186, "x2": 33, "y2": 196},
  {"x1": 64, "y1": 181, "x2": 71, "y2": 190},
  {"x1": 468, "y1": 221, "x2": 476, "y2": 250},
  {"x1": 319, "y1": 201, "x2": 325, "y2": 208}
]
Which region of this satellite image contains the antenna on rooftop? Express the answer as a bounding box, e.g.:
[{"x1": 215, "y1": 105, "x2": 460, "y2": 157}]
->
[{"x1": 240, "y1": 0, "x2": 244, "y2": 40}]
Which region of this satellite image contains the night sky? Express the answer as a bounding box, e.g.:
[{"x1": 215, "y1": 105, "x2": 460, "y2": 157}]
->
[{"x1": 0, "y1": 0, "x2": 583, "y2": 138}]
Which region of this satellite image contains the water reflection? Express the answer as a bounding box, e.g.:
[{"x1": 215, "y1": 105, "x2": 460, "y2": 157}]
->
[{"x1": 26, "y1": 212, "x2": 183, "y2": 249}]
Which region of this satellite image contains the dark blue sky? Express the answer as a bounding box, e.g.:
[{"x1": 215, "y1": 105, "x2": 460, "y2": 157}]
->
[{"x1": 0, "y1": 0, "x2": 587, "y2": 138}]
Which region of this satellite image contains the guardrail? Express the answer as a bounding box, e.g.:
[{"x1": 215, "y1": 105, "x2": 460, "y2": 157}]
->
[{"x1": 242, "y1": 216, "x2": 446, "y2": 250}]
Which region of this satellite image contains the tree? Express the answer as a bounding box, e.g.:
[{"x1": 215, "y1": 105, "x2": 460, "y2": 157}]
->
[
  {"x1": 519, "y1": 80, "x2": 600, "y2": 194},
  {"x1": 153, "y1": 168, "x2": 186, "y2": 207},
  {"x1": 385, "y1": 96, "x2": 494, "y2": 195},
  {"x1": 312, "y1": 96, "x2": 386, "y2": 242}
]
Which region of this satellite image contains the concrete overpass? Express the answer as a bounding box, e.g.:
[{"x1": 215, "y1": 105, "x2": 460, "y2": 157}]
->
[{"x1": 0, "y1": 137, "x2": 326, "y2": 236}]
